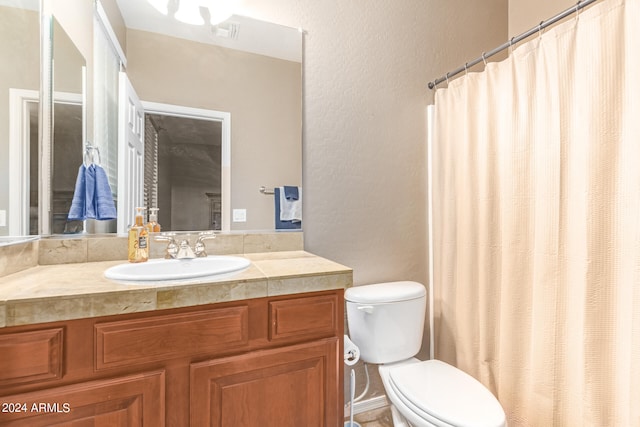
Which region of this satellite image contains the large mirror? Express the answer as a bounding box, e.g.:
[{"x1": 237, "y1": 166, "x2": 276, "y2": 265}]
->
[
  {"x1": 115, "y1": 3, "x2": 303, "y2": 233},
  {"x1": 0, "y1": 0, "x2": 303, "y2": 239},
  {"x1": 0, "y1": 0, "x2": 39, "y2": 237}
]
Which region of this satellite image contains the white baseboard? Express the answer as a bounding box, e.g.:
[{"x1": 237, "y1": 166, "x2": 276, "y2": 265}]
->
[{"x1": 344, "y1": 395, "x2": 389, "y2": 418}]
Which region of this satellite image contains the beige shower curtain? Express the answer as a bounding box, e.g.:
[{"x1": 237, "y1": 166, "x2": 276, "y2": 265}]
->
[{"x1": 431, "y1": 0, "x2": 640, "y2": 425}]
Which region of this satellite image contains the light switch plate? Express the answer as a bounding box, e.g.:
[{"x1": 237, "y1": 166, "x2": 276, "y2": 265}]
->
[{"x1": 233, "y1": 209, "x2": 247, "y2": 222}]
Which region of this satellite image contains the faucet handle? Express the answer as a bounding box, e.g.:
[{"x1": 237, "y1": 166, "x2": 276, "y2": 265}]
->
[
  {"x1": 155, "y1": 232, "x2": 178, "y2": 259},
  {"x1": 195, "y1": 231, "x2": 217, "y2": 257}
]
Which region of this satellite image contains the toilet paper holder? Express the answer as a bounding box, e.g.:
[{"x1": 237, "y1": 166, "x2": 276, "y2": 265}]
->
[{"x1": 344, "y1": 335, "x2": 360, "y2": 366}]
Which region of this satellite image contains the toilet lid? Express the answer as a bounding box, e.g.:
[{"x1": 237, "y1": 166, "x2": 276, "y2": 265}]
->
[{"x1": 388, "y1": 360, "x2": 505, "y2": 427}]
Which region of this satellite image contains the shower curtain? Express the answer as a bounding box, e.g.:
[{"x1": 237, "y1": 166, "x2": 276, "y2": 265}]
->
[{"x1": 431, "y1": 0, "x2": 639, "y2": 425}]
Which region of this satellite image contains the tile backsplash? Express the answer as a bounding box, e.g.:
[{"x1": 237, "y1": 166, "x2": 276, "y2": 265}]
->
[
  {"x1": 0, "y1": 240, "x2": 39, "y2": 278},
  {"x1": 0, "y1": 231, "x2": 303, "y2": 278}
]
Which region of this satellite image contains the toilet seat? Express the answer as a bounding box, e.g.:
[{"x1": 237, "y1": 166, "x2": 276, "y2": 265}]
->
[{"x1": 383, "y1": 359, "x2": 506, "y2": 427}]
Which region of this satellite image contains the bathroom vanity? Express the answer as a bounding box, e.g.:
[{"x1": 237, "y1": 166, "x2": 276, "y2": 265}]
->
[{"x1": 0, "y1": 235, "x2": 351, "y2": 426}]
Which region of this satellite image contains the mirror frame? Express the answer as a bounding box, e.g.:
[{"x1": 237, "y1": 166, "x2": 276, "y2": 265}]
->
[{"x1": 39, "y1": 1, "x2": 53, "y2": 235}]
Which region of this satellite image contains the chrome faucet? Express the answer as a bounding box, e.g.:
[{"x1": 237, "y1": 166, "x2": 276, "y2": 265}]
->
[
  {"x1": 156, "y1": 231, "x2": 217, "y2": 259},
  {"x1": 194, "y1": 231, "x2": 217, "y2": 257},
  {"x1": 176, "y1": 239, "x2": 196, "y2": 259},
  {"x1": 155, "y1": 233, "x2": 178, "y2": 259}
]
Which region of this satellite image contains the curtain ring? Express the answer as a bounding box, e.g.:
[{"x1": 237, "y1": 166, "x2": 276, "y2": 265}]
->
[
  {"x1": 538, "y1": 21, "x2": 544, "y2": 38},
  {"x1": 464, "y1": 63, "x2": 468, "y2": 75},
  {"x1": 482, "y1": 52, "x2": 487, "y2": 66},
  {"x1": 445, "y1": 72, "x2": 450, "y2": 85},
  {"x1": 575, "y1": 1, "x2": 581, "y2": 20}
]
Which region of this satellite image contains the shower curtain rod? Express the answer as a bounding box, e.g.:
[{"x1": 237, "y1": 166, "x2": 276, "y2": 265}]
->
[{"x1": 427, "y1": 0, "x2": 599, "y2": 90}]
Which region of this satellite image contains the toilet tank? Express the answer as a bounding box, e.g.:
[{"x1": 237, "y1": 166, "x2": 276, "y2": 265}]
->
[{"x1": 345, "y1": 281, "x2": 426, "y2": 364}]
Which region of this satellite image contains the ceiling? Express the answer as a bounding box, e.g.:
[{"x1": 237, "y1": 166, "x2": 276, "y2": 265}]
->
[{"x1": 115, "y1": 0, "x2": 301, "y2": 62}]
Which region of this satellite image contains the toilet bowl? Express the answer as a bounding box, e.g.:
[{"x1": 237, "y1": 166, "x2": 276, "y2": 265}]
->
[{"x1": 345, "y1": 282, "x2": 506, "y2": 427}]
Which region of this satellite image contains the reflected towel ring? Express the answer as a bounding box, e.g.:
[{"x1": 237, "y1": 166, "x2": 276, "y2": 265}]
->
[{"x1": 84, "y1": 144, "x2": 101, "y2": 167}]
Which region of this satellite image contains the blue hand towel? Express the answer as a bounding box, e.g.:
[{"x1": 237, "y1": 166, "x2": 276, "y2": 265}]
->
[
  {"x1": 279, "y1": 186, "x2": 302, "y2": 222},
  {"x1": 87, "y1": 164, "x2": 117, "y2": 220},
  {"x1": 274, "y1": 188, "x2": 302, "y2": 230},
  {"x1": 283, "y1": 185, "x2": 299, "y2": 200},
  {"x1": 67, "y1": 165, "x2": 87, "y2": 221},
  {"x1": 85, "y1": 164, "x2": 96, "y2": 219}
]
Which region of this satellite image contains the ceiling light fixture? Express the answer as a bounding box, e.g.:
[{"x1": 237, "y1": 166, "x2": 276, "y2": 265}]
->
[{"x1": 148, "y1": 0, "x2": 236, "y2": 26}]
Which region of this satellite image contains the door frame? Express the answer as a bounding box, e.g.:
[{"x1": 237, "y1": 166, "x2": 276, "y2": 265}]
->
[
  {"x1": 9, "y1": 88, "x2": 83, "y2": 236},
  {"x1": 141, "y1": 101, "x2": 231, "y2": 232}
]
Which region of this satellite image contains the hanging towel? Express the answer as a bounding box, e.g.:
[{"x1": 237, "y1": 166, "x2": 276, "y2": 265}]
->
[
  {"x1": 279, "y1": 186, "x2": 302, "y2": 222},
  {"x1": 283, "y1": 185, "x2": 299, "y2": 201},
  {"x1": 67, "y1": 165, "x2": 87, "y2": 221},
  {"x1": 274, "y1": 187, "x2": 302, "y2": 230},
  {"x1": 67, "y1": 164, "x2": 116, "y2": 221},
  {"x1": 87, "y1": 164, "x2": 117, "y2": 220}
]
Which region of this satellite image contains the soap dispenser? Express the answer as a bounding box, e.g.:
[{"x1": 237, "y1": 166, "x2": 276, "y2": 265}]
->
[
  {"x1": 147, "y1": 208, "x2": 161, "y2": 233},
  {"x1": 128, "y1": 207, "x2": 149, "y2": 263}
]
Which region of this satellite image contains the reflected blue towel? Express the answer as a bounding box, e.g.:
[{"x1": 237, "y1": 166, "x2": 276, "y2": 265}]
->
[
  {"x1": 87, "y1": 164, "x2": 117, "y2": 220},
  {"x1": 67, "y1": 164, "x2": 116, "y2": 221},
  {"x1": 67, "y1": 165, "x2": 87, "y2": 221},
  {"x1": 283, "y1": 185, "x2": 299, "y2": 200}
]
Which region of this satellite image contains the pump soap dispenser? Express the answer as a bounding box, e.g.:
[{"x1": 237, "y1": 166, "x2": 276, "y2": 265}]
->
[
  {"x1": 147, "y1": 208, "x2": 161, "y2": 233},
  {"x1": 128, "y1": 207, "x2": 149, "y2": 263}
]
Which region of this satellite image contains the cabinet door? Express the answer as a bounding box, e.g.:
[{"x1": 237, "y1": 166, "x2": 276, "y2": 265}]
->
[
  {"x1": 0, "y1": 370, "x2": 164, "y2": 426},
  {"x1": 190, "y1": 338, "x2": 339, "y2": 427}
]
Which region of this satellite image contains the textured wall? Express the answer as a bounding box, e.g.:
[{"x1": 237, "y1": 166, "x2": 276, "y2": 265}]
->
[
  {"x1": 237, "y1": 0, "x2": 508, "y2": 288},
  {"x1": 509, "y1": 0, "x2": 575, "y2": 35}
]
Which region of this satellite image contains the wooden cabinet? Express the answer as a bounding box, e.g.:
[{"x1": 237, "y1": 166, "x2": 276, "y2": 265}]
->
[
  {"x1": 0, "y1": 290, "x2": 344, "y2": 427},
  {"x1": 0, "y1": 371, "x2": 165, "y2": 426},
  {"x1": 191, "y1": 338, "x2": 339, "y2": 427}
]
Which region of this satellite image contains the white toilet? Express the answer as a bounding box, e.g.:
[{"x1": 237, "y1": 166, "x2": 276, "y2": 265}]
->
[{"x1": 345, "y1": 281, "x2": 506, "y2": 427}]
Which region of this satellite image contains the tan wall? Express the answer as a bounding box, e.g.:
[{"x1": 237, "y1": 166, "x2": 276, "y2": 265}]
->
[
  {"x1": 509, "y1": 0, "x2": 575, "y2": 35},
  {"x1": 237, "y1": 0, "x2": 508, "y2": 288},
  {"x1": 0, "y1": 6, "x2": 39, "y2": 236},
  {"x1": 125, "y1": 29, "x2": 302, "y2": 231}
]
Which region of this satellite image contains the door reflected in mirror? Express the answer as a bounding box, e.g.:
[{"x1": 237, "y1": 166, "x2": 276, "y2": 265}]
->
[{"x1": 146, "y1": 113, "x2": 222, "y2": 231}]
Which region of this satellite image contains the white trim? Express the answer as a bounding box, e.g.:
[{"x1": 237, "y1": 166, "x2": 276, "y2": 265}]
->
[
  {"x1": 95, "y1": 0, "x2": 127, "y2": 68},
  {"x1": 9, "y1": 89, "x2": 38, "y2": 235},
  {"x1": 141, "y1": 101, "x2": 231, "y2": 232},
  {"x1": 344, "y1": 395, "x2": 389, "y2": 418},
  {"x1": 9, "y1": 89, "x2": 83, "y2": 235},
  {"x1": 427, "y1": 105, "x2": 435, "y2": 360}
]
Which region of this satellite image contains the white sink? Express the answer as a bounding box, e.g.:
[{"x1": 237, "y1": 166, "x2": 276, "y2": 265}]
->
[{"x1": 104, "y1": 256, "x2": 251, "y2": 283}]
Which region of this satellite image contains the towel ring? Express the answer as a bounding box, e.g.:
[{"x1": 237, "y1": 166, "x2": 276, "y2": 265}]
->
[{"x1": 84, "y1": 145, "x2": 101, "y2": 166}]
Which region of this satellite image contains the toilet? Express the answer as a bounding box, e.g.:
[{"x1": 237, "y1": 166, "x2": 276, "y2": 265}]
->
[{"x1": 345, "y1": 281, "x2": 506, "y2": 427}]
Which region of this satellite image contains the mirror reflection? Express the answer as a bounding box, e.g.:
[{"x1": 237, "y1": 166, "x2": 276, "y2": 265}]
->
[
  {"x1": 51, "y1": 19, "x2": 86, "y2": 235},
  {"x1": 0, "y1": 0, "x2": 39, "y2": 237},
  {"x1": 116, "y1": 4, "x2": 303, "y2": 233},
  {"x1": 0, "y1": 0, "x2": 303, "y2": 238}
]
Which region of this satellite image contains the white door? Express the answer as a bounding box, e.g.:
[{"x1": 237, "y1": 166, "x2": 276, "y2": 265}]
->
[{"x1": 117, "y1": 72, "x2": 145, "y2": 233}]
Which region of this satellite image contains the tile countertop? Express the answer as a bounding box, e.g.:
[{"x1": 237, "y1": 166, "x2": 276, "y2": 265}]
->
[{"x1": 0, "y1": 251, "x2": 352, "y2": 328}]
